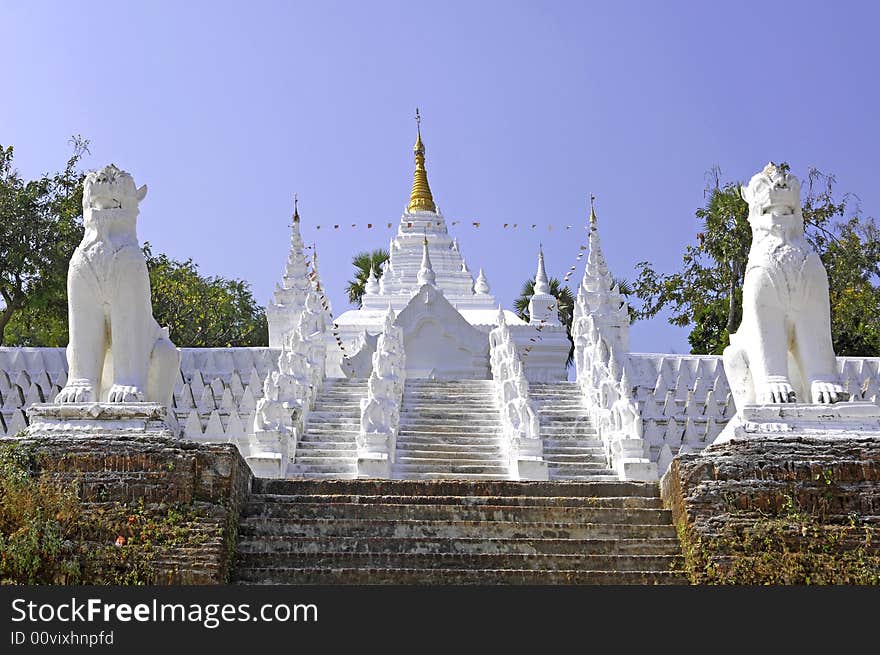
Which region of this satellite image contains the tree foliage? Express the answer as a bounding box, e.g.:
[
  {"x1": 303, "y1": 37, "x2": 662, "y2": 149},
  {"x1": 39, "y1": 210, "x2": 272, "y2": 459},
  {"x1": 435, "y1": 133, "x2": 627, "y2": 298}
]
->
[
  {"x1": 346, "y1": 249, "x2": 389, "y2": 307},
  {"x1": 514, "y1": 277, "x2": 576, "y2": 367},
  {"x1": 0, "y1": 138, "x2": 88, "y2": 345},
  {"x1": 632, "y1": 165, "x2": 880, "y2": 356},
  {"x1": 145, "y1": 245, "x2": 268, "y2": 348}
]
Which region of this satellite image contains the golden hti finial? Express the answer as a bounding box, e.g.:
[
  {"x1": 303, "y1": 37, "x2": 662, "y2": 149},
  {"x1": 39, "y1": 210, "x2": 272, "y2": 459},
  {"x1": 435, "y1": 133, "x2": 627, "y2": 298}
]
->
[
  {"x1": 589, "y1": 193, "x2": 597, "y2": 226},
  {"x1": 407, "y1": 107, "x2": 437, "y2": 213}
]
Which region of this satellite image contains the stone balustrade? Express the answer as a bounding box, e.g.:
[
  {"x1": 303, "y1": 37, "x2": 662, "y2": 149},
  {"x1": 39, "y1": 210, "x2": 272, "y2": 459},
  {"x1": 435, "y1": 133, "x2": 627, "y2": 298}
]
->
[
  {"x1": 249, "y1": 290, "x2": 329, "y2": 478},
  {"x1": 357, "y1": 308, "x2": 406, "y2": 478},
  {"x1": 489, "y1": 309, "x2": 547, "y2": 480}
]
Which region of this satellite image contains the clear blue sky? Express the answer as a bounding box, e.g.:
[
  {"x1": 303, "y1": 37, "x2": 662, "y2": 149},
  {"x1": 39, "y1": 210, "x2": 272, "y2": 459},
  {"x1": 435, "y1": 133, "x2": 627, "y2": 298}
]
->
[{"x1": 3, "y1": 0, "x2": 878, "y2": 353}]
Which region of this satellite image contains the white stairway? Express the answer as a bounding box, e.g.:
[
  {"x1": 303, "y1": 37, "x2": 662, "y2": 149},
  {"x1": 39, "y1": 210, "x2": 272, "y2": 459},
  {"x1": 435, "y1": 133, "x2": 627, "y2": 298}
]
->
[
  {"x1": 393, "y1": 380, "x2": 509, "y2": 480},
  {"x1": 287, "y1": 379, "x2": 368, "y2": 479},
  {"x1": 529, "y1": 382, "x2": 617, "y2": 481}
]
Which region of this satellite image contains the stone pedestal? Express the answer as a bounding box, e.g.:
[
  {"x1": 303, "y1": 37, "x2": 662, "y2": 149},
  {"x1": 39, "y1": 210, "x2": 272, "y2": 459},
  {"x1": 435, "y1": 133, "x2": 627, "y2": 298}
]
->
[
  {"x1": 26, "y1": 403, "x2": 174, "y2": 437},
  {"x1": 358, "y1": 453, "x2": 391, "y2": 478},
  {"x1": 713, "y1": 401, "x2": 880, "y2": 445}
]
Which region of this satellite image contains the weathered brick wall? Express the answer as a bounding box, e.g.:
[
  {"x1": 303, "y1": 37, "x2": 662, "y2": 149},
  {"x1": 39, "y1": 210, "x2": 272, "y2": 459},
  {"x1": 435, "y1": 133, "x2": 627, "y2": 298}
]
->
[
  {"x1": 661, "y1": 437, "x2": 880, "y2": 584},
  {"x1": 3, "y1": 434, "x2": 252, "y2": 584}
]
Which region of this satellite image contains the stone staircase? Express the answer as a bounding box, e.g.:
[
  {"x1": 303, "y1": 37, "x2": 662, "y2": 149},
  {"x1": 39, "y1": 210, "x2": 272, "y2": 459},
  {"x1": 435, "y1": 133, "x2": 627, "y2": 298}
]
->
[
  {"x1": 393, "y1": 380, "x2": 508, "y2": 480},
  {"x1": 286, "y1": 379, "x2": 368, "y2": 479},
  {"x1": 234, "y1": 478, "x2": 687, "y2": 584},
  {"x1": 529, "y1": 382, "x2": 617, "y2": 481}
]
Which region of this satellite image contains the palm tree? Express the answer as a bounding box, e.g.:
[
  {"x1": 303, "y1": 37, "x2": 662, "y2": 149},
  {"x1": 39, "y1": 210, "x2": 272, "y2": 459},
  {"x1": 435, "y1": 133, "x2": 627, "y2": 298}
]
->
[
  {"x1": 513, "y1": 277, "x2": 576, "y2": 367},
  {"x1": 346, "y1": 249, "x2": 390, "y2": 307}
]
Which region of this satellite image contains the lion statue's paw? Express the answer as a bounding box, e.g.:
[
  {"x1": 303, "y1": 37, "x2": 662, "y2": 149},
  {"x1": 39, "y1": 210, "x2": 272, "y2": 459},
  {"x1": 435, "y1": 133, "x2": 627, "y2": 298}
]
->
[
  {"x1": 107, "y1": 384, "x2": 146, "y2": 403},
  {"x1": 55, "y1": 379, "x2": 96, "y2": 403},
  {"x1": 811, "y1": 381, "x2": 849, "y2": 404},
  {"x1": 758, "y1": 377, "x2": 797, "y2": 404}
]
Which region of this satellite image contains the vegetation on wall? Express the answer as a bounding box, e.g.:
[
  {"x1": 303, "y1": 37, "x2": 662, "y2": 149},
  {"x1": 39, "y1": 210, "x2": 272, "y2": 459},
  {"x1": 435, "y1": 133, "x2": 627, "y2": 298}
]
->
[{"x1": 0, "y1": 441, "x2": 213, "y2": 585}]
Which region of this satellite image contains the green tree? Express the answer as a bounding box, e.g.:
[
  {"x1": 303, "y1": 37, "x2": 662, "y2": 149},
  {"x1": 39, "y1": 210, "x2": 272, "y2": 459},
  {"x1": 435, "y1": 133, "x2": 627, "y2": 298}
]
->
[
  {"x1": 144, "y1": 245, "x2": 268, "y2": 347},
  {"x1": 346, "y1": 249, "x2": 389, "y2": 307},
  {"x1": 633, "y1": 165, "x2": 880, "y2": 356},
  {"x1": 514, "y1": 277, "x2": 576, "y2": 367},
  {"x1": 0, "y1": 138, "x2": 88, "y2": 345}
]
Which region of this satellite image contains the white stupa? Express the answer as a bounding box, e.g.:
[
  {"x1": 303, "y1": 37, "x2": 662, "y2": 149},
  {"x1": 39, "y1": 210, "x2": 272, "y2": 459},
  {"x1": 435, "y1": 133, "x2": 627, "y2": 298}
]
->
[{"x1": 271, "y1": 113, "x2": 570, "y2": 381}]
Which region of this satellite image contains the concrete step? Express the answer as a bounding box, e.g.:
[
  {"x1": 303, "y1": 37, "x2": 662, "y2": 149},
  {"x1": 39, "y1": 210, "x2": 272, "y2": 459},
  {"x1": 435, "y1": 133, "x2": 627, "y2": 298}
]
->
[{"x1": 234, "y1": 567, "x2": 687, "y2": 585}]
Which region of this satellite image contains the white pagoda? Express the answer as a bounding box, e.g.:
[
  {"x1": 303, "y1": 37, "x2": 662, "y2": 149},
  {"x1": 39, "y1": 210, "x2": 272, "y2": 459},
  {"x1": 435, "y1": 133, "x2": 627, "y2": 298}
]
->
[{"x1": 268, "y1": 114, "x2": 570, "y2": 382}]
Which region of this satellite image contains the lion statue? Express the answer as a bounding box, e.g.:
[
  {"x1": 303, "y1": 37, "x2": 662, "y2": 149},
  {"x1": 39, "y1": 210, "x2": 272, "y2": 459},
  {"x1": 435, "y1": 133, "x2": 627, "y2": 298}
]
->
[
  {"x1": 55, "y1": 164, "x2": 179, "y2": 407},
  {"x1": 723, "y1": 162, "x2": 847, "y2": 409}
]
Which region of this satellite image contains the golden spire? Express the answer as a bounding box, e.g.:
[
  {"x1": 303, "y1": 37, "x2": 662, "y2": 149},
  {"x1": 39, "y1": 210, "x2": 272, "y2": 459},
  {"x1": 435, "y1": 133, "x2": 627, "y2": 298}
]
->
[{"x1": 407, "y1": 108, "x2": 437, "y2": 213}]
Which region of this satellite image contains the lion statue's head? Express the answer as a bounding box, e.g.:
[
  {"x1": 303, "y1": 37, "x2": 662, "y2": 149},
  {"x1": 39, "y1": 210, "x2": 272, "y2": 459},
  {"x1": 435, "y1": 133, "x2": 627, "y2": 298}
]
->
[
  {"x1": 82, "y1": 164, "x2": 147, "y2": 213},
  {"x1": 741, "y1": 162, "x2": 801, "y2": 220}
]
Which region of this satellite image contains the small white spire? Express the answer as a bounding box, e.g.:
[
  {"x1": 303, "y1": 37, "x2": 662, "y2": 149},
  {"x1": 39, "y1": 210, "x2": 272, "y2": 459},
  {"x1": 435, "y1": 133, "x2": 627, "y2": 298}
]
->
[
  {"x1": 417, "y1": 235, "x2": 436, "y2": 286},
  {"x1": 534, "y1": 244, "x2": 551, "y2": 295},
  {"x1": 364, "y1": 264, "x2": 379, "y2": 295},
  {"x1": 378, "y1": 266, "x2": 388, "y2": 294},
  {"x1": 496, "y1": 305, "x2": 507, "y2": 327},
  {"x1": 461, "y1": 259, "x2": 470, "y2": 274},
  {"x1": 451, "y1": 238, "x2": 459, "y2": 252},
  {"x1": 474, "y1": 268, "x2": 490, "y2": 295}
]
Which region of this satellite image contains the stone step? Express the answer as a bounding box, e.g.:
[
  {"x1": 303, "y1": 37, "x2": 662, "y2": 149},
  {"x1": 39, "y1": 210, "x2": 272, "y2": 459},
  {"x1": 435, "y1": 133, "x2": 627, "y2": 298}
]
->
[
  {"x1": 400, "y1": 405, "x2": 497, "y2": 413},
  {"x1": 294, "y1": 449, "x2": 357, "y2": 458},
  {"x1": 243, "y1": 501, "x2": 672, "y2": 524},
  {"x1": 394, "y1": 449, "x2": 503, "y2": 461},
  {"x1": 393, "y1": 472, "x2": 513, "y2": 480},
  {"x1": 234, "y1": 567, "x2": 687, "y2": 585},
  {"x1": 285, "y1": 471, "x2": 359, "y2": 480},
  {"x1": 236, "y1": 535, "x2": 678, "y2": 556},
  {"x1": 542, "y1": 454, "x2": 607, "y2": 463},
  {"x1": 392, "y1": 464, "x2": 510, "y2": 476},
  {"x1": 253, "y1": 478, "x2": 660, "y2": 498},
  {"x1": 395, "y1": 443, "x2": 502, "y2": 454},
  {"x1": 544, "y1": 446, "x2": 604, "y2": 454},
  {"x1": 235, "y1": 551, "x2": 683, "y2": 572},
  {"x1": 398, "y1": 424, "x2": 501, "y2": 433},
  {"x1": 247, "y1": 494, "x2": 663, "y2": 509},
  {"x1": 239, "y1": 517, "x2": 676, "y2": 540},
  {"x1": 396, "y1": 434, "x2": 502, "y2": 444},
  {"x1": 287, "y1": 464, "x2": 358, "y2": 475}
]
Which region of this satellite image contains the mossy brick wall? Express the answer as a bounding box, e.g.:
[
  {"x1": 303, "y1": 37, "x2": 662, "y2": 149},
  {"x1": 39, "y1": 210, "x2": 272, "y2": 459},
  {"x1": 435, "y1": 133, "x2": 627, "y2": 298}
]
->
[
  {"x1": 661, "y1": 437, "x2": 880, "y2": 584},
  {"x1": 3, "y1": 434, "x2": 252, "y2": 584}
]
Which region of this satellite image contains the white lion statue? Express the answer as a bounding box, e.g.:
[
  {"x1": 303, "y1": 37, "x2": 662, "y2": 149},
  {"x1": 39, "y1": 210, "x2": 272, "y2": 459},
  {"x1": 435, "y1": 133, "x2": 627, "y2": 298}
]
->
[
  {"x1": 55, "y1": 164, "x2": 179, "y2": 407},
  {"x1": 723, "y1": 162, "x2": 847, "y2": 408}
]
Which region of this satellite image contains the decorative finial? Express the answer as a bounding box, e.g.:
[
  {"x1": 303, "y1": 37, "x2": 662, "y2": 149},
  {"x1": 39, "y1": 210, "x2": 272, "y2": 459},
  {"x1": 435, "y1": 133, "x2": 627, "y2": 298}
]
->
[
  {"x1": 293, "y1": 193, "x2": 300, "y2": 223},
  {"x1": 417, "y1": 234, "x2": 436, "y2": 286},
  {"x1": 364, "y1": 263, "x2": 379, "y2": 296},
  {"x1": 534, "y1": 244, "x2": 551, "y2": 295},
  {"x1": 407, "y1": 108, "x2": 437, "y2": 213},
  {"x1": 475, "y1": 268, "x2": 490, "y2": 295},
  {"x1": 589, "y1": 193, "x2": 597, "y2": 226}
]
